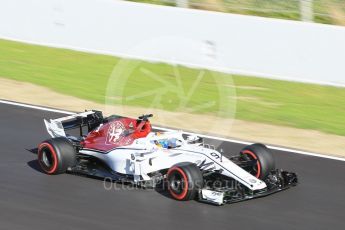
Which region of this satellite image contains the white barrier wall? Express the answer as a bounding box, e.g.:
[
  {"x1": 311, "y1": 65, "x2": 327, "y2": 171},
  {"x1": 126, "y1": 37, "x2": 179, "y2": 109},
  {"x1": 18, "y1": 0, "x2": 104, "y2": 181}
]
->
[{"x1": 1, "y1": 0, "x2": 345, "y2": 86}]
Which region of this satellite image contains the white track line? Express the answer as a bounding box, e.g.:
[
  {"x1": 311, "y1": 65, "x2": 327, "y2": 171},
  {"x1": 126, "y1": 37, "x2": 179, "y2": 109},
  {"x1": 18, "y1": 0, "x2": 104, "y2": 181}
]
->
[
  {"x1": 1, "y1": 99, "x2": 344, "y2": 162},
  {"x1": 0, "y1": 100, "x2": 75, "y2": 115}
]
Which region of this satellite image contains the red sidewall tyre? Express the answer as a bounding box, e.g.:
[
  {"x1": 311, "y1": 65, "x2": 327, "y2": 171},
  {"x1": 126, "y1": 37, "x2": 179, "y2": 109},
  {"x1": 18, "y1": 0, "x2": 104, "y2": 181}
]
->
[
  {"x1": 37, "y1": 137, "x2": 76, "y2": 175},
  {"x1": 167, "y1": 167, "x2": 189, "y2": 200},
  {"x1": 167, "y1": 163, "x2": 203, "y2": 201},
  {"x1": 241, "y1": 150, "x2": 261, "y2": 178},
  {"x1": 241, "y1": 143, "x2": 275, "y2": 180},
  {"x1": 38, "y1": 143, "x2": 59, "y2": 174}
]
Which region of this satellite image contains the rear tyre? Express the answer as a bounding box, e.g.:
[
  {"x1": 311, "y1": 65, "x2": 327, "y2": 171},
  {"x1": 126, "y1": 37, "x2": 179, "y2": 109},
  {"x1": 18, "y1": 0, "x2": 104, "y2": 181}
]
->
[
  {"x1": 38, "y1": 137, "x2": 76, "y2": 175},
  {"x1": 240, "y1": 143, "x2": 275, "y2": 180},
  {"x1": 167, "y1": 163, "x2": 203, "y2": 201}
]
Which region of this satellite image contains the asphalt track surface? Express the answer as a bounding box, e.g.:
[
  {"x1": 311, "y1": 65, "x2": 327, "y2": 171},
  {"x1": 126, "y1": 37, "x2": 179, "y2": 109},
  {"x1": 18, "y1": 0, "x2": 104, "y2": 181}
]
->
[{"x1": 0, "y1": 102, "x2": 344, "y2": 230}]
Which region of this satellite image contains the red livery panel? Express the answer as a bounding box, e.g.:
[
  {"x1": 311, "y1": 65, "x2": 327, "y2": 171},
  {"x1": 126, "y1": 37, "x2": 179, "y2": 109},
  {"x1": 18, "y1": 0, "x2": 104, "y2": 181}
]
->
[{"x1": 83, "y1": 117, "x2": 151, "y2": 152}]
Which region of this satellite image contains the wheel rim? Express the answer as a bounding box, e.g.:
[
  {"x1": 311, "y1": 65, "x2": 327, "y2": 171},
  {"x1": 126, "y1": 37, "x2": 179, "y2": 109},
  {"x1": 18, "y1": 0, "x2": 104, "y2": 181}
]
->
[
  {"x1": 42, "y1": 149, "x2": 53, "y2": 167},
  {"x1": 170, "y1": 173, "x2": 184, "y2": 195},
  {"x1": 242, "y1": 150, "x2": 261, "y2": 178}
]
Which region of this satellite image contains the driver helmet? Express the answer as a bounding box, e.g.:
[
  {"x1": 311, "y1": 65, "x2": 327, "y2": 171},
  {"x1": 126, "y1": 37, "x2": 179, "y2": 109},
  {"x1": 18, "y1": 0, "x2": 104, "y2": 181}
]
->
[{"x1": 154, "y1": 138, "x2": 178, "y2": 149}]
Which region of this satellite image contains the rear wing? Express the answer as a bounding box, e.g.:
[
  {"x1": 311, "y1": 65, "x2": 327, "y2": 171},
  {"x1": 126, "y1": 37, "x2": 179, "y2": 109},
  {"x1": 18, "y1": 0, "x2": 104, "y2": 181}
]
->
[{"x1": 44, "y1": 110, "x2": 104, "y2": 138}]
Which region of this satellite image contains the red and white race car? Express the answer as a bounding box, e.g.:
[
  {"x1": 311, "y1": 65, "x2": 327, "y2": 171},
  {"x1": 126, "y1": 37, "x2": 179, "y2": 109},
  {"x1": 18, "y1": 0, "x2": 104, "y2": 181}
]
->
[{"x1": 38, "y1": 111, "x2": 297, "y2": 205}]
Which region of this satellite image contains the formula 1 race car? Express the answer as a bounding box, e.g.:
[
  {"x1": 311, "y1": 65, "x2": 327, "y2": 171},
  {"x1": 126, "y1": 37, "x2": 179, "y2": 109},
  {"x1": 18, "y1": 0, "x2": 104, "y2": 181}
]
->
[{"x1": 38, "y1": 111, "x2": 297, "y2": 205}]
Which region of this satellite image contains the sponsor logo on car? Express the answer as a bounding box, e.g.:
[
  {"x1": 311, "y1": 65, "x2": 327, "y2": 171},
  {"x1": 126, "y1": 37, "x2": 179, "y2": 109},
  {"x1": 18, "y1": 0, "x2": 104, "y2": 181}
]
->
[{"x1": 106, "y1": 121, "x2": 125, "y2": 145}]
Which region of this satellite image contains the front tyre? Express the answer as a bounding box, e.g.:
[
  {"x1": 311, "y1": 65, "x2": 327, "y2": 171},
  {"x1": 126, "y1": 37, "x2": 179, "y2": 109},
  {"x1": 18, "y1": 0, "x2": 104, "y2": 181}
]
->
[
  {"x1": 240, "y1": 143, "x2": 275, "y2": 180},
  {"x1": 167, "y1": 163, "x2": 203, "y2": 201},
  {"x1": 38, "y1": 137, "x2": 76, "y2": 175}
]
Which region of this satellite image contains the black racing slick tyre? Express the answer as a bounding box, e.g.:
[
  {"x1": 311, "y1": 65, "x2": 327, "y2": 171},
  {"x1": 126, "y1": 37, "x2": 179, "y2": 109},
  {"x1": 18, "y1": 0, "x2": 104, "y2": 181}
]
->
[
  {"x1": 240, "y1": 143, "x2": 275, "y2": 180},
  {"x1": 38, "y1": 137, "x2": 77, "y2": 175},
  {"x1": 167, "y1": 163, "x2": 204, "y2": 201}
]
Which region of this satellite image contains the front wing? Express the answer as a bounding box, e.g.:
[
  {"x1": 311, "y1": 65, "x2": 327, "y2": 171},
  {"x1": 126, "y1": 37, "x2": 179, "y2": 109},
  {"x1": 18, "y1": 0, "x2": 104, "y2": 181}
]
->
[{"x1": 199, "y1": 170, "x2": 298, "y2": 205}]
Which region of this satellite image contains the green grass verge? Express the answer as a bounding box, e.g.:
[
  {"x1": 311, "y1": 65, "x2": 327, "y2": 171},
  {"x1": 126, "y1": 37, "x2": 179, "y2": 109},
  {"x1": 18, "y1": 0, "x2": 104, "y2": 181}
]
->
[{"x1": 1, "y1": 39, "x2": 345, "y2": 136}]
